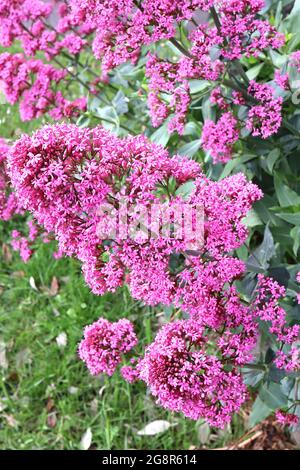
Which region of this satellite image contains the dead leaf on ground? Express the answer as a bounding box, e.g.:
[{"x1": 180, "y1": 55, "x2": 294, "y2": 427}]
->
[
  {"x1": 46, "y1": 397, "x2": 55, "y2": 413},
  {"x1": 11, "y1": 271, "x2": 25, "y2": 279},
  {"x1": 137, "y1": 420, "x2": 173, "y2": 436},
  {"x1": 56, "y1": 332, "x2": 67, "y2": 349},
  {"x1": 0, "y1": 339, "x2": 8, "y2": 369},
  {"x1": 3, "y1": 414, "x2": 18, "y2": 428},
  {"x1": 60, "y1": 276, "x2": 70, "y2": 284},
  {"x1": 90, "y1": 398, "x2": 98, "y2": 416},
  {"x1": 2, "y1": 244, "x2": 12, "y2": 263},
  {"x1": 41, "y1": 277, "x2": 60, "y2": 296},
  {"x1": 52, "y1": 308, "x2": 60, "y2": 317},
  {"x1": 47, "y1": 412, "x2": 57, "y2": 428},
  {"x1": 29, "y1": 276, "x2": 38, "y2": 291},
  {"x1": 7, "y1": 371, "x2": 19, "y2": 382},
  {"x1": 198, "y1": 421, "x2": 211, "y2": 445},
  {"x1": 49, "y1": 276, "x2": 59, "y2": 296},
  {"x1": 80, "y1": 428, "x2": 92, "y2": 450}
]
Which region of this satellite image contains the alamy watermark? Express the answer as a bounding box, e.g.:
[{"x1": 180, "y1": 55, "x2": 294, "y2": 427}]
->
[{"x1": 96, "y1": 199, "x2": 204, "y2": 251}]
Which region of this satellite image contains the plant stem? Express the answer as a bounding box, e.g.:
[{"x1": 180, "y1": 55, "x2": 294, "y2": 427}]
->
[
  {"x1": 210, "y1": 6, "x2": 222, "y2": 32},
  {"x1": 169, "y1": 38, "x2": 193, "y2": 58}
]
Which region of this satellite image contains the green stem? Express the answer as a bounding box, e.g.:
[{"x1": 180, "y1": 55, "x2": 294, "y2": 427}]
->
[
  {"x1": 169, "y1": 38, "x2": 193, "y2": 58},
  {"x1": 210, "y1": 6, "x2": 222, "y2": 32}
]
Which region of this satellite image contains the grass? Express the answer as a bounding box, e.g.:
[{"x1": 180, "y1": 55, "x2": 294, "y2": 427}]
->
[{"x1": 0, "y1": 234, "x2": 247, "y2": 450}]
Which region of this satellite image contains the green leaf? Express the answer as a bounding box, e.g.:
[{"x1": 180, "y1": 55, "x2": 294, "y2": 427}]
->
[
  {"x1": 268, "y1": 266, "x2": 290, "y2": 288},
  {"x1": 243, "y1": 209, "x2": 263, "y2": 228},
  {"x1": 291, "y1": 226, "x2": 300, "y2": 256},
  {"x1": 246, "y1": 63, "x2": 264, "y2": 80},
  {"x1": 277, "y1": 212, "x2": 300, "y2": 225},
  {"x1": 189, "y1": 80, "x2": 210, "y2": 94},
  {"x1": 150, "y1": 122, "x2": 170, "y2": 147},
  {"x1": 112, "y1": 90, "x2": 128, "y2": 115},
  {"x1": 269, "y1": 50, "x2": 287, "y2": 68},
  {"x1": 163, "y1": 306, "x2": 174, "y2": 321},
  {"x1": 287, "y1": 31, "x2": 300, "y2": 53},
  {"x1": 242, "y1": 368, "x2": 264, "y2": 387},
  {"x1": 247, "y1": 225, "x2": 275, "y2": 272},
  {"x1": 255, "y1": 197, "x2": 282, "y2": 226},
  {"x1": 183, "y1": 121, "x2": 202, "y2": 137},
  {"x1": 178, "y1": 140, "x2": 201, "y2": 158},
  {"x1": 92, "y1": 105, "x2": 119, "y2": 131},
  {"x1": 101, "y1": 252, "x2": 110, "y2": 263},
  {"x1": 169, "y1": 253, "x2": 185, "y2": 273},
  {"x1": 259, "y1": 382, "x2": 288, "y2": 410},
  {"x1": 220, "y1": 154, "x2": 257, "y2": 179},
  {"x1": 201, "y1": 94, "x2": 215, "y2": 121},
  {"x1": 76, "y1": 114, "x2": 90, "y2": 128},
  {"x1": 249, "y1": 397, "x2": 272, "y2": 428},
  {"x1": 175, "y1": 181, "x2": 196, "y2": 200},
  {"x1": 274, "y1": 174, "x2": 300, "y2": 207},
  {"x1": 274, "y1": 0, "x2": 283, "y2": 29},
  {"x1": 266, "y1": 149, "x2": 280, "y2": 173},
  {"x1": 286, "y1": 0, "x2": 300, "y2": 34}
]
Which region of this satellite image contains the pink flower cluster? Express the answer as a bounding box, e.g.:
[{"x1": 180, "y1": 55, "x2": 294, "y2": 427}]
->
[
  {"x1": 0, "y1": 1, "x2": 286, "y2": 149},
  {"x1": 0, "y1": 1, "x2": 94, "y2": 123},
  {"x1": 290, "y1": 51, "x2": 300, "y2": 73},
  {"x1": 0, "y1": 1, "x2": 91, "y2": 58},
  {"x1": 0, "y1": 52, "x2": 87, "y2": 121},
  {"x1": 0, "y1": 0, "x2": 52, "y2": 49},
  {"x1": 254, "y1": 275, "x2": 300, "y2": 372},
  {"x1": 246, "y1": 81, "x2": 283, "y2": 139},
  {"x1": 274, "y1": 70, "x2": 289, "y2": 91},
  {"x1": 69, "y1": 0, "x2": 283, "y2": 74},
  {"x1": 9, "y1": 124, "x2": 262, "y2": 307},
  {"x1": 216, "y1": 0, "x2": 284, "y2": 59},
  {"x1": 1, "y1": 138, "x2": 47, "y2": 259},
  {"x1": 125, "y1": 275, "x2": 298, "y2": 424},
  {"x1": 201, "y1": 112, "x2": 239, "y2": 163},
  {"x1": 120, "y1": 363, "x2": 140, "y2": 384},
  {"x1": 275, "y1": 410, "x2": 299, "y2": 427},
  {"x1": 10, "y1": 229, "x2": 33, "y2": 262},
  {"x1": 141, "y1": 1, "x2": 284, "y2": 143},
  {"x1": 78, "y1": 318, "x2": 137, "y2": 376},
  {"x1": 10, "y1": 219, "x2": 49, "y2": 262},
  {"x1": 201, "y1": 80, "x2": 283, "y2": 162},
  {"x1": 146, "y1": 54, "x2": 191, "y2": 135},
  {"x1": 70, "y1": 0, "x2": 214, "y2": 74},
  {"x1": 138, "y1": 320, "x2": 247, "y2": 428}
]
